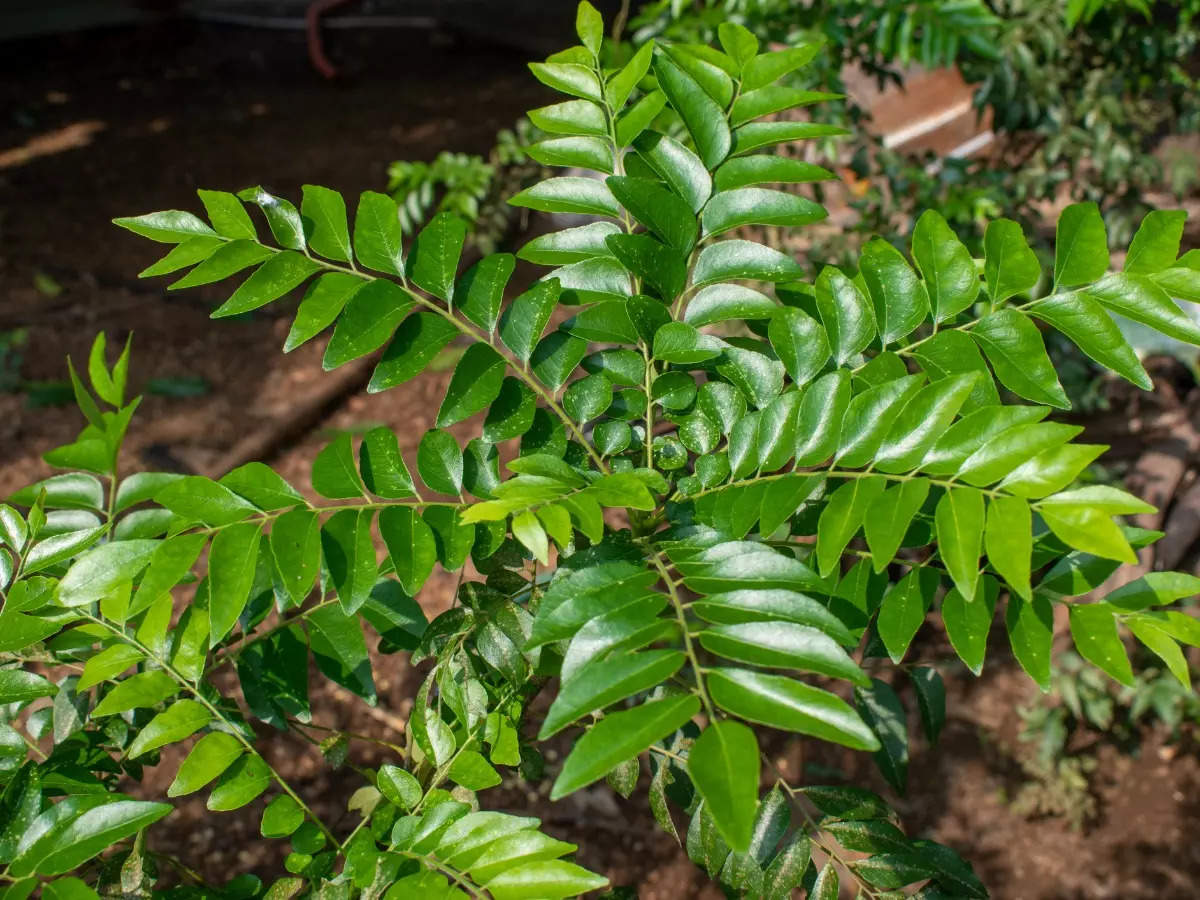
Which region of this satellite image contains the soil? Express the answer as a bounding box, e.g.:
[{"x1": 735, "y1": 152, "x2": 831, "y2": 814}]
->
[{"x1": 2, "y1": 18, "x2": 1198, "y2": 900}]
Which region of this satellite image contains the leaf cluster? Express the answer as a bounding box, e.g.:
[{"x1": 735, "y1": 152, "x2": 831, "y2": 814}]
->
[{"x1": 1, "y1": 3, "x2": 1199, "y2": 898}]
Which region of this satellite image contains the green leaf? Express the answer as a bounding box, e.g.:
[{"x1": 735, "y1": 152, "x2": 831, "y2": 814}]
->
[
  {"x1": 768, "y1": 307, "x2": 830, "y2": 386},
  {"x1": 528, "y1": 62, "x2": 602, "y2": 102},
  {"x1": 707, "y1": 667, "x2": 878, "y2": 751},
  {"x1": 541, "y1": 650, "x2": 685, "y2": 738},
  {"x1": 510, "y1": 177, "x2": 620, "y2": 218},
  {"x1": 261, "y1": 795, "x2": 305, "y2": 838},
  {"x1": 654, "y1": 322, "x2": 725, "y2": 364},
  {"x1": 693, "y1": 240, "x2": 803, "y2": 287},
  {"x1": 377, "y1": 764, "x2": 422, "y2": 811},
  {"x1": 321, "y1": 509, "x2": 376, "y2": 615},
  {"x1": 128, "y1": 699, "x2": 212, "y2": 758},
  {"x1": 632, "y1": 131, "x2": 712, "y2": 213},
  {"x1": 911, "y1": 330, "x2": 1000, "y2": 412},
  {"x1": 308, "y1": 603, "x2": 376, "y2": 704},
  {"x1": 78, "y1": 644, "x2": 145, "y2": 691},
  {"x1": 512, "y1": 510, "x2": 549, "y2": 565},
  {"x1": 686, "y1": 284, "x2": 776, "y2": 326},
  {"x1": 207, "y1": 755, "x2": 271, "y2": 811},
  {"x1": 1124, "y1": 210, "x2": 1187, "y2": 274},
  {"x1": 653, "y1": 48, "x2": 730, "y2": 168},
  {"x1": 526, "y1": 135, "x2": 613, "y2": 172},
  {"x1": 12, "y1": 474, "x2": 103, "y2": 512},
  {"x1": 985, "y1": 495, "x2": 1032, "y2": 601},
  {"x1": 1069, "y1": 603, "x2": 1133, "y2": 686},
  {"x1": 1029, "y1": 292, "x2": 1149, "y2": 389},
  {"x1": 874, "y1": 374, "x2": 978, "y2": 473},
  {"x1": 731, "y1": 121, "x2": 846, "y2": 155},
  {"x1": 860, "y1": 239, "x2": 930, "y2": 346},
  {"x1": 59, "y1": 540, "x2": 158, "y2": 607},
  {"x1": 912, "y1": 209, "x2": 979, "y2": 322},
  {"x1": 301, "y1": 184, "x2": 352, "y2": 263},
  {"x1": 407, "y1": 212, "x2": 467, "y2": 301},
  {"x1": 483, "y1": 378, "x2": 537, "y2": 443},
  {"x1": 528, "y1": 559, "x2": 659, "y2": 648},
  {"x1": 615, "y1": 91, "x2": 668, "y2": 145},
  {"x1": 702, "y1": 188, "x2": 825, "y2": 239},
  {"x1": 794, "y1": 370, "x2": 850, "y2": 466},
  {"x1": 687, "y1": 721, "x2": 759, "y2": 853},
  {"x1": 730, "y1": 85, "x2": 838, "y2": 126},
  {"x1": 211, "y1": 251, "x2": 321, "y2": 318},
  {"x1": 606, "y1": 233, "x2": 687, "y2": 300},
  {"x1": 1106, "y1": 571, "x2": 1200, "y2": 611},
  {"x1": 114, "y1": 210, "x2": 217, "y2": 243},
  {"x1": 208, "y1": 521, "x2": 263, "y2": 644},
  {"x1": 455, "y1": 254, "x2": 515, "y2": 332},
  {"x1": 855, "y1": 678, "x2": 908, "y2": 793},
  {"x1": 910, "y1": 666, "x2": 946, "y2": 743},
  {"x1": 91, "y1": 670, "x2": 178, "y2": 717},
  {"x1": 22, "y1": 526, "x2": 106, "y2": 575},
  {"x1": 811, "y1": 863, "x2": 839, "y2": 900},
  {"x1": 29, "y1": 801, "x2": 171, "y2": 877},
  {"x1": 167, "y1": 240, "x2": 270, "y2": 290},
  {"x1": 816, "y1": 477, "x2": 887, "y2": 576},
  {"x1": 353, "y1": 190, "x2": 405, "y2": 277},
  {"x1": 284, "y1": 272, "x2": 361, "y2": 352},
  {"x1": 518, "y1": 223, "x2": 619, "y2": 266},
  {"x1": 941, "y1": 578, "x2": 998, "y2": 675},
  {"x1": 359, "y1": 427, "x2": 416, "y2": 499},
  {"x1": 532, "y1": 333, "x2": 589, "y2": 392},
  {"x1": 562, "y1": 374, "x2": 612, "y2": 423},
  {"x1": 550, "y1": 694, "x2": 699, "y2": 799},
  {"x1": 983, "y1": 218, "x2": 1041, "y2": 303},
  {"x1": 608, "y1": 41, "x2": 653, "y2": 110},
  {"x1": 575, "y1": 0, "x2": 602, "y2": 53},
  {"x1": 220, "y1": 464, "x2": 304, "y2": 511},
  {"x1": 692, "y1": 586, "x2": 848, "y2": 644},
  {"x1": 971, "y1": 308, "x2": 1069, "y2": 408},
  {"x1": 1040, "y1": 504, "x2": 1136, "y2": 563},
  {"x1": 876, "y1": 567, "x2": 938, "y2": 663},
  {"x1": 606, "y1": 176, "x2": 697, "y2": 253},
  {"x1": 369, "y1": 312, "x2": 459, "y2": 392},
  {"x1": 714, "y1": 155, "x2": 835, "y2": 191},
  {"x1": 499, "y1": 279, "x2": 561, "y2": 363},
  {"x1": 417, "y1": 430, "x2": 463, "y2": 496},
  {"x1": 0, "y1": 670, "x2": 56, "y2": 704},
  {"x1": 815, "y1": 266, "x2": 875, "y2": 365},
  {"x1": 742, "y1": 42, "x2": 822, "y2": 90},
  {"x1": 484, "y1": 860, "x2": 608, "y2": 900},
  {"x1": 1127, "y1": 618, "x2": 1188, "y2": 688},
  {"x1": 238, "y1": 186, "x2": 305, "y2": 251},
  {"x1": 270, "y1": 509, "x2": 322, "y2": 606},
  {"x1": 168, "y1": 731, "x2": 243, "y2": 797},
  {"x1": 698, "y1": 621, "x2": 867, "y2": 686},
  {"x1": 1087, "y1": 272, "x2": 1200, "y2": 344},
  {"x1": 323, "y1": 279, "x2": 413, "y2": 369},
  {"x1": 437, "y1": 345, "x2": 506, "y2": 427},
  {"x1": 935, "y1": 487, "x2": 985, "y2": 602},
  {"x1": 864, "y1": 480, "x2": 930, "y2": 573},
  {"x1": 1054, "y1": 202, "x2": 1109, "y2": 288},
  {"x1": 380, "y1": 507, "x2": 437, "y2": 595}
]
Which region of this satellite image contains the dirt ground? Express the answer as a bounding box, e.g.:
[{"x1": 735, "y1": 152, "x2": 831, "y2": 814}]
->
[{"x1": 2, "y1": 19, "x2": 1199, "y2": 900}]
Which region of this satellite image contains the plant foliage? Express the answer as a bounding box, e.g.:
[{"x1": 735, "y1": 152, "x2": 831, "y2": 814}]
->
[{"x1": 2, "y1": 4, "x2": 1199, "y2": 897}]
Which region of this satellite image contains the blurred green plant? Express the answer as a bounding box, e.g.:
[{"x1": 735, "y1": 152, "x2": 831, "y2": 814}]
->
[{"x1": 1013, "y1": 649, "x2": 1200, "y2": 829}]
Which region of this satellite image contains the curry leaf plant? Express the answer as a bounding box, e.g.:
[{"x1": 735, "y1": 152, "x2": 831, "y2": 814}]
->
[{"x1": 3, "y1": 4, "x2": 1200, "y2": 898}]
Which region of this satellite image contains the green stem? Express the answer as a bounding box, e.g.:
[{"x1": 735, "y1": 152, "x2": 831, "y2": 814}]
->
[{"x1": 649, "y1": 551, "x2": 717, "y2": 721}]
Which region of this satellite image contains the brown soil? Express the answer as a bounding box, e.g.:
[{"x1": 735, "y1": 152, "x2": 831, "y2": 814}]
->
[{"x1": 2, "y1": 19, "x2": 1198, "y2": 900}]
